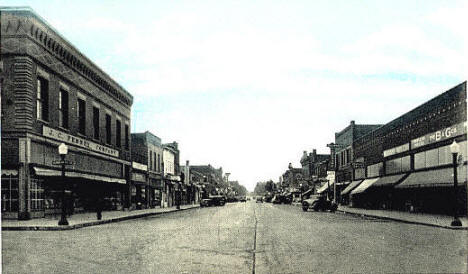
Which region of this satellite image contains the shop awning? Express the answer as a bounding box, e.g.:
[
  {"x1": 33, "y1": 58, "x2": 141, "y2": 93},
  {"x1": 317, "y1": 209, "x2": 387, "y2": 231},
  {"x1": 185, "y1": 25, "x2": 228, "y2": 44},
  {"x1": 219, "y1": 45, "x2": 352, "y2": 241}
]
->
[
  {"x1": 371, "y1": 174, "x2": 407, "y2": 188},
  {"x1": 33, "y1": 167, "x2": 126, "y2": 184},
  {"x1": 316, "y1": 181, "x2": 334, "y2": 194},
  {"x1": 341, "y1": 180, "x2": 363, "y2": 195},
  {"x1": 395, "y1": 166, "x2": 467, "y2": 188},
  {"x1": 1, "y1": 169, "x2": 18, "y2": 176},
  {"x1": 350, "y1": 178, "x2": 379, "y2": 195}
]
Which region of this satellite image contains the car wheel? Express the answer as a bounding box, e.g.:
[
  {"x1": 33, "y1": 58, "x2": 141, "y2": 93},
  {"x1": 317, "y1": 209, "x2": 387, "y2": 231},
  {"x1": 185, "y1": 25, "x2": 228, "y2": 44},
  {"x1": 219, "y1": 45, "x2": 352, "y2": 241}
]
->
[{"x1": 302, "y1": 205, "x2": 308, "y2": 212}]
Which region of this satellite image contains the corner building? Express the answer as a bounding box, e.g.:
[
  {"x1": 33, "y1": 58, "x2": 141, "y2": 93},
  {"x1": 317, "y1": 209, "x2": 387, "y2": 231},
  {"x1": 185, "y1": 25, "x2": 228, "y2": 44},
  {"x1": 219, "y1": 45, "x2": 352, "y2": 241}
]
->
[{"x1": 1, "y1": 8, "x2": 133, "y2": 219}]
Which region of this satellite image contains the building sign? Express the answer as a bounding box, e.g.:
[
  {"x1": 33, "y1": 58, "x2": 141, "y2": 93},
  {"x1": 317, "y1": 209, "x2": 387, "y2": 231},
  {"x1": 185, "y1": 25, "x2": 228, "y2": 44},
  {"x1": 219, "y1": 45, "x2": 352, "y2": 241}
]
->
[
  {"x1": 43, "y1": 125, "x2": 119, "y2": 157},
  {"x1": 411, "y1": 122, "x2": 467, "y2": 150},
  {"x1": 131, "y1": 172, "x2": 146, "y2": 183},
  {"x1": 383, "y1": 143, "x2": 410, "y2": 157},
  {"x1": 132, "y1": 161, "x2": 148, "y2": 171}
]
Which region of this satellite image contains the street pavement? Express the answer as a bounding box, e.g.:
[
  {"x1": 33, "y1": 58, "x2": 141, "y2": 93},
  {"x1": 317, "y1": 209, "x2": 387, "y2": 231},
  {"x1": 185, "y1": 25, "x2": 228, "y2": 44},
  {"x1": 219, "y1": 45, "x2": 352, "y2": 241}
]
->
[{"x1": 2, "y1": 201, "x2": 467, "y2": 273}]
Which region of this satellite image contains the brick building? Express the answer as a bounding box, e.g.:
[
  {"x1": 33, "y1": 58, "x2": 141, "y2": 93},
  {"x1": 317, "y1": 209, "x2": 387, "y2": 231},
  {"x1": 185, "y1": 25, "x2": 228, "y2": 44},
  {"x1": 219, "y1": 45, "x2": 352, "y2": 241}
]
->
[
  {"x1": 1, "y1": 8, "x2": 133, "y2": 219},
  {"x1": 350, "y1": 82, "x2": 467, "y2": 215},
  {"x1": 299, "y1": 149, "x2": 330, "y2": 191}
]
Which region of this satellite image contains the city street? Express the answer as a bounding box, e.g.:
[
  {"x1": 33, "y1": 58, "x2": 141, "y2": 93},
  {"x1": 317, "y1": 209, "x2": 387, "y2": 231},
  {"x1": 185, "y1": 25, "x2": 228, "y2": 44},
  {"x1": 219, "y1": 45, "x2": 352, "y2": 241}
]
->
[{"x1": 2, "y1": 202, "x2": 467, "y2": 273}]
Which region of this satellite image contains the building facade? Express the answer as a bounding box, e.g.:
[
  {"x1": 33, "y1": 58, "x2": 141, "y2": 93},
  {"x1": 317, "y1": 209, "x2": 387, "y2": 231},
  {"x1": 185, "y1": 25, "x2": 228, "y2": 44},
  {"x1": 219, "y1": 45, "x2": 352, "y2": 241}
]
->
[
  {"x1": 300, "y1": 149, "x2": 330, "y2": 191},
  {"x1": 131, "y1": 131, "x2": 163, "y2": 209},
  {"x1": 1, "y1": 8, "x2": 133, "y2": 219},
  {"x1": 350, "y1": 82, "x2": 467, "y2": 215}
]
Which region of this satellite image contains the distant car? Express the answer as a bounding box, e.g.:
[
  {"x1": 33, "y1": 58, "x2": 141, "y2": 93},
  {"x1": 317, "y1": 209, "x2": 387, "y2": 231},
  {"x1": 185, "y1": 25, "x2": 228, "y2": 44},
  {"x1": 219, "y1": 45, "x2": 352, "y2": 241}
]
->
[
  {"x1": 200, "y1": 198, "x2": 211, "y2": 207},
  {"x1": 302, "y1": 195, "x2": 337, "y2": 212},
  {"x1": 256, "y1": 196, "x2": 263, "y2": 203},
  {"x1": 240, "y1": 196, "x2": 247, "y2": 202}
]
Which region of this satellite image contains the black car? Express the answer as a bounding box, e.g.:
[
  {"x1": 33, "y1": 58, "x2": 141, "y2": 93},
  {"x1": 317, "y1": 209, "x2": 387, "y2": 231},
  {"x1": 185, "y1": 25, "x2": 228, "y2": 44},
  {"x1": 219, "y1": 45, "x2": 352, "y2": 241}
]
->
[
  {"x1": 302, "y1": 195, "x2": 337, "y2": 212},
  {"x1": 239, "y1": 196, "x2": 247, "y2": 202},
  {"x1": 201, "y1": 195, "x2": 226, "y2": 207}
]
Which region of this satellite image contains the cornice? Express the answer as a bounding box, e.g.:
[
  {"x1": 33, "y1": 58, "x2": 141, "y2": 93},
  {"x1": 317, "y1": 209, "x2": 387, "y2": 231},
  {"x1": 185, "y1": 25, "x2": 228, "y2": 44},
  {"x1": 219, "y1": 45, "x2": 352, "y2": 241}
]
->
[{"x1": 0, "y1": 8, "x2": 133, "y2": 107}]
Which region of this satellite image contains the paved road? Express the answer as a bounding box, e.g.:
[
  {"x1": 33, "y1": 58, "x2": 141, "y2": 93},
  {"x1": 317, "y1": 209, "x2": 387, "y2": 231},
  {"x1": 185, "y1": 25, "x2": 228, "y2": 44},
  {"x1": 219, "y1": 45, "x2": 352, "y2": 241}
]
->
[{"x1": 2, "y1": 202, "x2": 467, "y2": 273}]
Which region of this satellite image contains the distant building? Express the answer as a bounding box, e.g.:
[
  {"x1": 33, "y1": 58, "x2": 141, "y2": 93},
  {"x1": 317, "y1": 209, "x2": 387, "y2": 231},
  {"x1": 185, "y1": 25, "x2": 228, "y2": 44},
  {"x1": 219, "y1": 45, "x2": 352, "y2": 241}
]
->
[
  {"x1": 190, "y1": 164, "x2": 224, "y2": 198},
  {"x1": 131, "y1": 131, "x2": 163, "y2": 209},
  {"x1": 300, "y1": 149, "x2": 330, "y2": 191},
  {"x1": 1, "y1": 8, "x2": 133, "y2": 219}
]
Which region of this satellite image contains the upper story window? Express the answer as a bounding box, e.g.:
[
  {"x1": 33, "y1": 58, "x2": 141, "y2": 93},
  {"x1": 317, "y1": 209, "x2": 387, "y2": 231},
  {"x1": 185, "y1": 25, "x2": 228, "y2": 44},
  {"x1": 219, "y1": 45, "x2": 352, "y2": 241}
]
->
[
  {"x1": 105, "y1": 114, "x2": 112, "y2": 144},
  {"x1": 36, "y1": 77, "x2": 49, "y2": 121},
  {"x1": 125, "y1": 124, "x2": 129, "y2": 150},
  {"x1": 157, "y1": 154, "x2": 161, "y2": 172},
  {"x1": 93, "y1": 107, "x2": 99, "y2": 140},
  {"x1": 116, "y1": 119, "x2": 121, "y2": 147},
  {"x1": 58, "y1": 89, "x2": 69, "y2": 129},
  {"x1": 77, "y1": 98, "x2": 86, "y2": 135},
  {"x1": 149, "y1": 151, "x2": 153, "y2": 170}
]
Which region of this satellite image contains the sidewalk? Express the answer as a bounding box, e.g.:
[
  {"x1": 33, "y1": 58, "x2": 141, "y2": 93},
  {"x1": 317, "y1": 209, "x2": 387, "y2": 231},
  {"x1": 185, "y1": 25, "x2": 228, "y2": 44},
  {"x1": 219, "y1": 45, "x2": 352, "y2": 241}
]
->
[
  {"x1": 1, "y1": 204, "x2": 200, "y2": 231},
  {"x1": 337, "y1": 205, "x2": 468, "y2": 230}
]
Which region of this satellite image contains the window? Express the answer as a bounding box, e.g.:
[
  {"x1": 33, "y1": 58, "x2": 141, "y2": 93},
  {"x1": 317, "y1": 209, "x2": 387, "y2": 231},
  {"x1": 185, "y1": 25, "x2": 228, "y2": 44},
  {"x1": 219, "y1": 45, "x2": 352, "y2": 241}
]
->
[
  {"x1": 77, "y1": 99, "x2": 86, "y2": 134},
  {"x1": 36, "y1": 77, "x2": 49, "y2": 121},
  {"x1": 58, "y1": 89, "x2": 69, "y2": 129},
  {"x1": 367, "y1": 162, "x2": 383, "y2": 177},
  {"x1": 30, "y1": 179, "x2": 44, "y2": 211},
  {"x1": 106, "y1": 114, "x2": 112, "y2": 144},
  {"x1": 1, "y1": 176, "x2": 19, "y2": 212},
  {"x1": 157, "y1": 154, "x2": 160, "y2": 172},
  {"x1": 93, "y1": 107, "x2": 100, "y2": 140},
  {"x1": 386, "y1": 156, "x2": 410, "y2": 175},
  {"x1": 125, "y1": 124, "x2": 129, "y2": 150},
  {"x1": 154, "y1": 152, "x2": 157, "y2": 170},
  {"x1": 116, "y1": 119, "x2": 121, "y2": 147},
  {"x1": 150, "y1": 151, "x2": 153, "y2": 170},
  {"x1": 414, "y1": 141, "x2": 467, "y2": 170}
]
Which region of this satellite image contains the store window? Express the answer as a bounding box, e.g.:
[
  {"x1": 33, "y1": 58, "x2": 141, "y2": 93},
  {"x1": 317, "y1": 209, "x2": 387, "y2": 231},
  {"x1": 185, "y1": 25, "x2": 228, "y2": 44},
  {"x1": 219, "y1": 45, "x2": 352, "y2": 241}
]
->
[
  {"x1": 36, "y1": 76, "x2": 49, "y2": 121},
  {"x1": 105, "y1": 114, "x2": 112, "y2": 144},
  {"x1": 30, "y1": 179, "x2": 44, "y2": 211},
  {"x1": 386, "y1": 156, "x2": 410, "y2": 175},
  {"x1": 93, "y1": 107, "x2": 100, "y2": 140},
  {"x1": 59, "y1": 89, "x2": 69, "y2": 129},
  {"x1": 414, "y1": 141, "x2": 467, "y2": 170},
  {"x1": 77, "y1": 98, "x2": 86, "y2": 135},
  {"x1": 1, "y1": 176, "x2": 19, "y2": 212}
]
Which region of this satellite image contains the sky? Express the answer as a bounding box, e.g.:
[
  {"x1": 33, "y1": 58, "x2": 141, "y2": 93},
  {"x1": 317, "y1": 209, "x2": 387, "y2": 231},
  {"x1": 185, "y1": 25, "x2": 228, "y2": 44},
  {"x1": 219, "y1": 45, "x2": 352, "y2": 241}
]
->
[{"x1": 3, "y1": 0, "x2": 466, "y2": 191}]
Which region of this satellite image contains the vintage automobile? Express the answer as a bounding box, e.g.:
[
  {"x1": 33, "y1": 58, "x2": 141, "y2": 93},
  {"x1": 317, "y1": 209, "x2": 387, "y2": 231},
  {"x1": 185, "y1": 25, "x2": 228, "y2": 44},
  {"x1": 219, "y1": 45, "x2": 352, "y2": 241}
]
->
[
  {"x1": 302, "y1": 194, "x2": 338, "y2": 212},
  {"x1": 256, "y1": 196, "x2": 263, "y2": 203},
  {"x1": 239, "y1": 196, "x2": 247, "y2": 202},
  {"x1": 200, "y1": 195, "x2": 226, "y2": 207}
]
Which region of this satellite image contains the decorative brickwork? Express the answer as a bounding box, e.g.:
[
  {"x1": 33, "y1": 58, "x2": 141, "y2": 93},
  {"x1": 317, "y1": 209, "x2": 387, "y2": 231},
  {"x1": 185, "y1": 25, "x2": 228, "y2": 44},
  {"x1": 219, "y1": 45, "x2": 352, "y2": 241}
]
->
[{"x1": 13, "y1": 56, "x2": 34, "y2": 130}]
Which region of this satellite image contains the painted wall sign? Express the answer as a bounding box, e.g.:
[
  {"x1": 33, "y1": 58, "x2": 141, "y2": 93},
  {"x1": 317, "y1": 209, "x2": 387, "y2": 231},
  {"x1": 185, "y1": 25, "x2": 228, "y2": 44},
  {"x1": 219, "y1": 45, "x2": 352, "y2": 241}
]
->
[
  {"x1": 383, "y1": 143, "x2": 410, "y2": 157},
  {"x1": 411, "y1": 122, "x2": 467, "y2": 150},
  {"x1": 43, "y1": 125, "x2": 119, "y2": 157},
  {"x1": 132, "y1": 161, "x2": 148, "y2": 171}
]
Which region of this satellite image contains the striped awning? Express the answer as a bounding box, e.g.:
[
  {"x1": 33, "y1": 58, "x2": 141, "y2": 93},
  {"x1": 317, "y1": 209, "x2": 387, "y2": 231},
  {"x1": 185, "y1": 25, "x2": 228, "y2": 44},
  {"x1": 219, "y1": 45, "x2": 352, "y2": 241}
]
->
[
  {"x1": 396, "y1": 166, "x2": 467, "y2": 188},
  {"x1": 1, "y1": 169, "x2": 18, "y2": 176}
]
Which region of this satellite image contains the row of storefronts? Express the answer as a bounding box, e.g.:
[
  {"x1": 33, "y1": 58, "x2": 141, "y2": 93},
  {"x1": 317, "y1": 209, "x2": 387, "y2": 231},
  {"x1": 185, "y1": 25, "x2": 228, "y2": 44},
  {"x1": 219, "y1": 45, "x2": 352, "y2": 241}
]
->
[
  {"x1": 0, "y1": 7, "x2": 202, "y2": 220},
  {"x1": 286, "y1": 81, "x2": 467, "y2": 216}
]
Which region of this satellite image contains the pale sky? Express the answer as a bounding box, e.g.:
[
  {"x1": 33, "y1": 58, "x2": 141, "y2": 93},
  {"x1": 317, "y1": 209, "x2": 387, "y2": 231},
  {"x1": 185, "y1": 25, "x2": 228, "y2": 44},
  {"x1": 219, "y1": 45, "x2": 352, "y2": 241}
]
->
[{"x1": 4, "y1": 0, "x2": 466, "y2": 191}]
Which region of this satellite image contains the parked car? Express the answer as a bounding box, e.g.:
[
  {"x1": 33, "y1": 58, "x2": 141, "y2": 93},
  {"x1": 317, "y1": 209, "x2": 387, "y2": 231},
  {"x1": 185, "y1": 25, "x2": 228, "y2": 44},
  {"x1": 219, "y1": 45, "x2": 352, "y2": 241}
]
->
[
  {"x1": 256, "y1": 196, "x2": 263, "y2": 203},
  {"x1": 200, "y1": 195, "x2": 226, "y2": 207},
  {"x1": 302, "y1": 195, "x2": 337, "y2": 212},
  {"x1": 239, "y1": 196, "x2": 247, "y2": 202}
]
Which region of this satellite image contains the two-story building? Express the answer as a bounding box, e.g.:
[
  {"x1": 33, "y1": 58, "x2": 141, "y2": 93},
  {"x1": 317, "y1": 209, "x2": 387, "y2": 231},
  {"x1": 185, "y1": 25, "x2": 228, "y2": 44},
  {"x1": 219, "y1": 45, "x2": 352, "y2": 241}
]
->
[
  {"x1": 1, "y1": 7, "x2": 133, "y2": 219},
  {"x1": 130, "y1": 131, "x2": 163, "y2": 209},
  {"x1": 349, "y1": 82, "x2": 467, "y2": 215}
]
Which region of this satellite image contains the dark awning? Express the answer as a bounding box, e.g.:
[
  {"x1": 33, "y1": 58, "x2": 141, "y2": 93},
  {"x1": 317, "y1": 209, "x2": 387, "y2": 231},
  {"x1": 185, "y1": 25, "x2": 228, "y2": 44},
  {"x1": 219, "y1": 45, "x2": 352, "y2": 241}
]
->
[
  {"x1": 33, "y1": 167, "x2": 126, "y2": 184},
  {"x1": 371, "y1": 174, "x2": 407, "y2": 188},
  {"x1": 395, "y1": 166, "x2": 467, "y2": 188},
  {"x1": 350, "y1": 178, "x2": 380, "y2": 195},
  {"x1": 340, "y1": 180, "x2": 363, "y2": 195}
]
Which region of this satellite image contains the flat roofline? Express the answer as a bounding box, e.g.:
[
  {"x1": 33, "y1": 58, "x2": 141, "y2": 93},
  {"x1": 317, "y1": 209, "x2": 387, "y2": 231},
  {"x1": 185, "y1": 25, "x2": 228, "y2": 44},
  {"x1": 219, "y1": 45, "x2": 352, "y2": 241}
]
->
[{"x1": 0, "y1": 6, "x2": 133, "y2": 101}]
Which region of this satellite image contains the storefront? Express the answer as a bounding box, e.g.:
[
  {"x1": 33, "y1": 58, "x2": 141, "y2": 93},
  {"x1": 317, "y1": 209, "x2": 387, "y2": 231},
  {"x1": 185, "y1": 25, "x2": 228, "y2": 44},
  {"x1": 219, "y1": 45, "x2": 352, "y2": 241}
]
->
[{"x1": 131, "y1": 167, "x2": 148, "y2": 210}]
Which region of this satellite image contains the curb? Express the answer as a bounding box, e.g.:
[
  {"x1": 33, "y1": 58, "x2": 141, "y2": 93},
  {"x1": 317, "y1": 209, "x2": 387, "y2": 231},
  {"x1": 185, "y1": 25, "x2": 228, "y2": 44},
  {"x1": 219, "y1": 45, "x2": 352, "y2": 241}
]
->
[
  {"x1": 337, "y1": 209, "x2": 468, "y2": 230},
  {"x1": 2, "y1": 206, "x2": 200, "y2": 231}
]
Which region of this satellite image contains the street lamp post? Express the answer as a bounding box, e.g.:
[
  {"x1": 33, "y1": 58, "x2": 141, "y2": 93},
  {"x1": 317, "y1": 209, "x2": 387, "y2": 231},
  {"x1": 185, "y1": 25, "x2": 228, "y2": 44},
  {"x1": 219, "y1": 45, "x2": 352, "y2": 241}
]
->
[
  {"x1": 450, "y1": 140, "x2": 462, "y2": 227},
  {"x1": 56, "y1": 143, "x2": 70, "y2": 226}
]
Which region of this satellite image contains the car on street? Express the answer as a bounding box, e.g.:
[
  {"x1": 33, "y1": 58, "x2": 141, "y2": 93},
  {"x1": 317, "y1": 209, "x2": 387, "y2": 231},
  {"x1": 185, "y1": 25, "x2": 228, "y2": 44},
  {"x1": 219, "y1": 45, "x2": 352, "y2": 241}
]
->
[
  {"x1": 200, "y1": 195, "x2": 226, "y2": 207},
  {"x1": 239, "y1": 196, "x2": 247, "y2": 202},
  {"x1": 302, "y1": 194, "x2": 337, "y2": 212},
  {"x1": 256, "y1": 196, "x2": 263, "y2": 203}
]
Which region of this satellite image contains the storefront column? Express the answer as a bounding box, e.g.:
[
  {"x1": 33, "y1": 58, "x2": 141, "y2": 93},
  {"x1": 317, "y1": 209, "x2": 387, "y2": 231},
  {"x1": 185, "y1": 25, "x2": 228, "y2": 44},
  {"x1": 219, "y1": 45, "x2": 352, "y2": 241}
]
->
[{"x1": 18, "y1": 138, "x2": 31, "y2": 220}]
